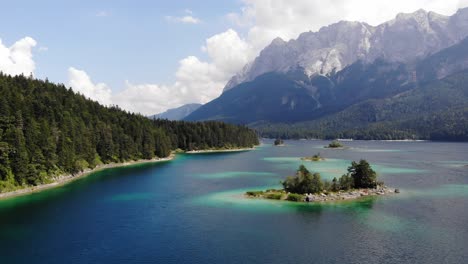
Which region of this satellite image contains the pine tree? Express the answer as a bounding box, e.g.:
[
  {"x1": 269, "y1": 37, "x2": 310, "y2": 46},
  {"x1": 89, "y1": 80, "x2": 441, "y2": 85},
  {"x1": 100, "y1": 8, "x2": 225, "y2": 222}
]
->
[{"x1": 348, "y1": 160, "x2": 377, "y2": 188}]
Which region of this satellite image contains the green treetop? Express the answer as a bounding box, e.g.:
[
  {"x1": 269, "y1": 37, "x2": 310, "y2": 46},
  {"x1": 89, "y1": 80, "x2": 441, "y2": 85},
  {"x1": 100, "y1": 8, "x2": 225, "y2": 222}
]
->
[{"x1": 347, "y1": 160, "x2": 378, "y2": 188}]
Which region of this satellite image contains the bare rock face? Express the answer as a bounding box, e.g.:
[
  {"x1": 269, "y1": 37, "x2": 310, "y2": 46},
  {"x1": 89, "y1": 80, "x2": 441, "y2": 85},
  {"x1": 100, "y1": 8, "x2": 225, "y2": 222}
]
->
[{"x1": 224, "y1": 8, "x2": 468, "y2": 91}]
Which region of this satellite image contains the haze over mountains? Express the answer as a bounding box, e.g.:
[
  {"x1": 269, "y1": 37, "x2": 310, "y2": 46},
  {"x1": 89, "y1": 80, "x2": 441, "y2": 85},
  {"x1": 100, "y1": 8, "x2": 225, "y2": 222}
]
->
[
  {"x1": 183, "y1": 8, "x2": 468, "y2": 140},
  {"x1": 150, "y1": 103, "x2": 201, "y2": 121}
]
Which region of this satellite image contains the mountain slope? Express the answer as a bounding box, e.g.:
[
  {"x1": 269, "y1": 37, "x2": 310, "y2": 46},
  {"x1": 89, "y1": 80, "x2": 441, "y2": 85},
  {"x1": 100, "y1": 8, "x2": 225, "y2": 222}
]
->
[
  {"x1": 416, "y1": 36, "x2": 468, "y2": 81},
  {"x1": 186, "y1": 59, "x2": 415, "y2": 124},
  {"x1": 225, "y1": 8, "x2": 468, "y2": 91},
  {"x1": 150, "y1": 103, "x2": 201, "y2": 120},
  {"x1": 253, "y1": 69, "x2": 468, "y2": 140},
  {"x1": 186, "y1": 72, "x2": 322, "y2": 123}
]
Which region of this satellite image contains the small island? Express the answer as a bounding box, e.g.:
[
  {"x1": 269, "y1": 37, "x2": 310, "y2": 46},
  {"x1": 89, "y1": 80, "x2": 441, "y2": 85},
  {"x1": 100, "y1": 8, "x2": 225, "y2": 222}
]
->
[
  {"x1": 273, "y1": 138, "x2": 285, "y2": 146},
  {"x1": 246, "y1": 160, "x2": 398, "y2": 203},
  {"x1": 301, "y1": 153, "x2": 324, "y2": 161},
  {"x1": 325, "y1": 140, "x2": 345, "y2": 148}
]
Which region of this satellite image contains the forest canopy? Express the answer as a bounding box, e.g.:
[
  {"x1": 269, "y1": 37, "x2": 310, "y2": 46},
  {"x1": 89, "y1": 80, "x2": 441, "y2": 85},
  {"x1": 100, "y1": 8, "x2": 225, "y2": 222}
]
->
[{"x1": 0, "y1": 73, "x2": 259, "y2": 192}]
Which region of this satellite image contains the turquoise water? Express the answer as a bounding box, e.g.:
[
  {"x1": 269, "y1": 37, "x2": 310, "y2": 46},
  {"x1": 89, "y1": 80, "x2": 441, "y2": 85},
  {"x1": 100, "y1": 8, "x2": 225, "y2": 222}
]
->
[{"x1": 0, "y1": 140, "x2": 467, "y2": 263}]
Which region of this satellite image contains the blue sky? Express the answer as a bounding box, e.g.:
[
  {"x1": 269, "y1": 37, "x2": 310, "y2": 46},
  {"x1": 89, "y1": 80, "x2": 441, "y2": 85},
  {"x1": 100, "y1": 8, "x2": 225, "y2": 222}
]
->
[
  {"x1": 0, "y1": 0, "x2": 243, "y2": 89},
  {"x1": 1, "y1": 0, "x2": 466, "y2": 115}
]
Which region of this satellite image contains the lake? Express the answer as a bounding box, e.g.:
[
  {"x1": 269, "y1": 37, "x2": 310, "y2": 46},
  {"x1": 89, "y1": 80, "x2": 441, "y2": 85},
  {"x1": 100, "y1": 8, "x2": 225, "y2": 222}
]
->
[{"x1": 1, "y1": 140, "x2": 468, "y2": 263}]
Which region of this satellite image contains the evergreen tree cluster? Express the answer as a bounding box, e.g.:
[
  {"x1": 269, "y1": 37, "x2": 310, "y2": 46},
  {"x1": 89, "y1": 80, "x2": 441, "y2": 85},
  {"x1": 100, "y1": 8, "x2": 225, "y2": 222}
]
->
[
  {"x1": 152, "y1": 119, "x2": 259, "y2": 151},
  {"x1": 0, "y1": 73, "x2": 259, "y2": 191},
  {"x1": 282, "y1": 160, "x2": 378, "y2": 194},
  {"x1": 273, "y1": 138, "x2": 284, "y2": 146}
]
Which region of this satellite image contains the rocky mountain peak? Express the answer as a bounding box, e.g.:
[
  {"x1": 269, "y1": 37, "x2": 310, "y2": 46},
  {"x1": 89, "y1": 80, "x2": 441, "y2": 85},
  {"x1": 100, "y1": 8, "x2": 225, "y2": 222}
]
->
[
  {"x1": 395, "y1": 9, "x2": 428, "y2": 20},
  {"x1": 271, "y1": 37, "x2": 286, "y2": 46},
  {"x1": 223, "y1": 8, "x2": 468, "y2": 91}
]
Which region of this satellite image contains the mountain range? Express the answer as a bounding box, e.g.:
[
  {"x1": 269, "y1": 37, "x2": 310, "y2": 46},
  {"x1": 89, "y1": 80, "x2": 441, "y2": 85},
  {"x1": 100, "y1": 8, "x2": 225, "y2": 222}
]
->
[
  {"x1": 184, "y1": 8, "x2": 468, "y2": 140},
  {"x1": 224, "y1": 8, "x2": 468, "y2": 90},
  {"x1": 150, "y1": 103, "x2": 201, "y2": 120}
]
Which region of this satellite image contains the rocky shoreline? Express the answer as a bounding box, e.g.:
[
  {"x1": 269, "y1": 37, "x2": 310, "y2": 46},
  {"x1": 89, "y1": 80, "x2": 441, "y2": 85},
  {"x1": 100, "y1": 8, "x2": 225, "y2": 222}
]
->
[
  {"x1": 246, "y1": 186, "x2": 399, "y2": 203},
  {"x1": 0, "y1": 155, "x2": 175, "y2": 200},
  {"x1": 185, "y1": 147, "x2": 256, "y2": 154},
  {"x1": 302, "y1": 186, "x2": 398, "y2": 202}
]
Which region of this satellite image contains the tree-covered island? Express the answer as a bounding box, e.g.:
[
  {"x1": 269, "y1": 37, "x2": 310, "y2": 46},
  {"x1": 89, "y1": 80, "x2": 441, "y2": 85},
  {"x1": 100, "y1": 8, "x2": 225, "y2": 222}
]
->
[
  {"x1": 273, "y1": 138, "x2": 284, "y2": 146},
  {"x1": 301, "y1": 153, "x2": 324, "y2": 161},
  {"x1": 325, "y1": 140, "x2": 345, "y2": 148},
  {"x1": 246, "y1": 160, "x2": 398, "y2": 202}
]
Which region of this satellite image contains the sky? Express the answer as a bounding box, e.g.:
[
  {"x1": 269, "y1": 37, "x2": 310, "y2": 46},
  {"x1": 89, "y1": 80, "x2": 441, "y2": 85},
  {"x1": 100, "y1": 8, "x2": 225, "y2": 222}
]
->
[{"x1": 1, "y1": 0, "x2": 468, "y2": 115}]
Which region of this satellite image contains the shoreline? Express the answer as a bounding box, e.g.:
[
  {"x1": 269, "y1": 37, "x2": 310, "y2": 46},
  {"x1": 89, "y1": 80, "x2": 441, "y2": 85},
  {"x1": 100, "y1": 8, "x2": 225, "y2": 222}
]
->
[
  {"x1": 0, "y1": 155, "x2": 175, "y2": 201},
  {"x1": 184, "y1": 147, "x2": 256, "y2": 154},
  {"x1": 246, "y1": 186, "x2": 399, "y2": 203}
]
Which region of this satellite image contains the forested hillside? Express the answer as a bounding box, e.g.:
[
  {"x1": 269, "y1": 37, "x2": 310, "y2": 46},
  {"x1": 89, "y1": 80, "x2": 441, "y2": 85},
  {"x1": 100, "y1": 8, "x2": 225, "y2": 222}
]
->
[
  {"x1": 0, "y1": 73, "x2": 258, "y2": 192},
  {"x1": 254, "y1": 70, "x2": 468, "y2": 140}
]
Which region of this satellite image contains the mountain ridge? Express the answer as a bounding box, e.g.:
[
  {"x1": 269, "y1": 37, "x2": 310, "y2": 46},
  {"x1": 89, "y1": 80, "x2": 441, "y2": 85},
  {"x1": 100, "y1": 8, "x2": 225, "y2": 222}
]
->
[{"x1": 224, "y1": 7, "x2": 468, "y2": 91}]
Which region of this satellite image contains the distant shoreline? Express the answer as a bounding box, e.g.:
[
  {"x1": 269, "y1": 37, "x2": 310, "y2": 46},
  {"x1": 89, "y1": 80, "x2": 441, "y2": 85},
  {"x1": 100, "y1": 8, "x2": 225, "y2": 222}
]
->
[
  {"x1": 184, "y1": 147, "x2": 256, "y2": 154},
  {"x1": 265, "y1": 138, "x2": 431, "y2": 142},
  {"x1": 0, "y1": 155, "x2": 175, "y2": 200}
]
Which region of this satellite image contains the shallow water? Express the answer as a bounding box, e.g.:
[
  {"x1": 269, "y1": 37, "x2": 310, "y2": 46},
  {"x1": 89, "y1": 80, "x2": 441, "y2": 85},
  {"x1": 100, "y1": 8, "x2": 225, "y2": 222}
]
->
[{"x1": 0, "y1": 140, "x2": 467, "y2": 263}]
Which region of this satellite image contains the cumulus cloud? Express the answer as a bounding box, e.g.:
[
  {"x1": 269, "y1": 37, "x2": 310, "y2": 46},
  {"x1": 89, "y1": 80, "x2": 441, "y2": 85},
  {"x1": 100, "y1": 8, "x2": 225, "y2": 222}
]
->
[
  {"x1": 112, "y1": 81, "x2": 178, "y2": 115},
  {"x1": 67, "y1": 29, "x2": 253, "y2": 115},
  {"x1": 203, "y1": 29, "x2": 255, "y2": 75},
  {"x1": 68, "y1": 67, "x2": 112, "y2": 105},
  {"x1": 120, "y1": 30, "x2": 253, "y2": 115},
  {"x1": 0, "y1": 37, "x2": 37, "y2": 76}
]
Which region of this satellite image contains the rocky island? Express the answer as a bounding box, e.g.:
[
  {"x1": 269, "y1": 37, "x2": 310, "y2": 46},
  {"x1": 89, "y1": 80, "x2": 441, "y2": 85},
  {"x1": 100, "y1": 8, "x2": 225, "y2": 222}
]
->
[{"x1": 246, "y1": 160, "x2": 398, "y2": 203}]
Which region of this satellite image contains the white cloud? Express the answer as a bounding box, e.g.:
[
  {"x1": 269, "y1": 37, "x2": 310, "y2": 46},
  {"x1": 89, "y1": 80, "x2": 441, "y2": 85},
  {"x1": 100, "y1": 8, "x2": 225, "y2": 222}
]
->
[
  {"x1": 116, "y1": 30, "x2": 252, "y2": 115},
  {"x1": 165, "y1": 15, "x2": 201, "y2": 24},
  {"x1": 0, "y1": 37, "x2": 37, "y2": 76},
  {"x1": 112, "y1": 81, "x2": 178, "y2": 115},
  {"x1": 67, "y1": 30, "x2": 252, "y2": 115},
  {"x1": 203, "y1": 29, "x2": 255, "y2": 76},
  {"x1": 38, "y1": 46, "x2": 48, "y2": 52},
  {"x1": 68, "y1": 67, "x2": 112, "y2": 105}
]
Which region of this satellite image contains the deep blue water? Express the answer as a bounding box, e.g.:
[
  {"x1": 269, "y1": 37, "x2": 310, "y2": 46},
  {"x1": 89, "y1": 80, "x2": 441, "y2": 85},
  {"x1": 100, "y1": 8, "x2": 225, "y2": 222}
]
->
[{"x1": 1, "y1": 140, "x2": 468, "y2": 263}]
